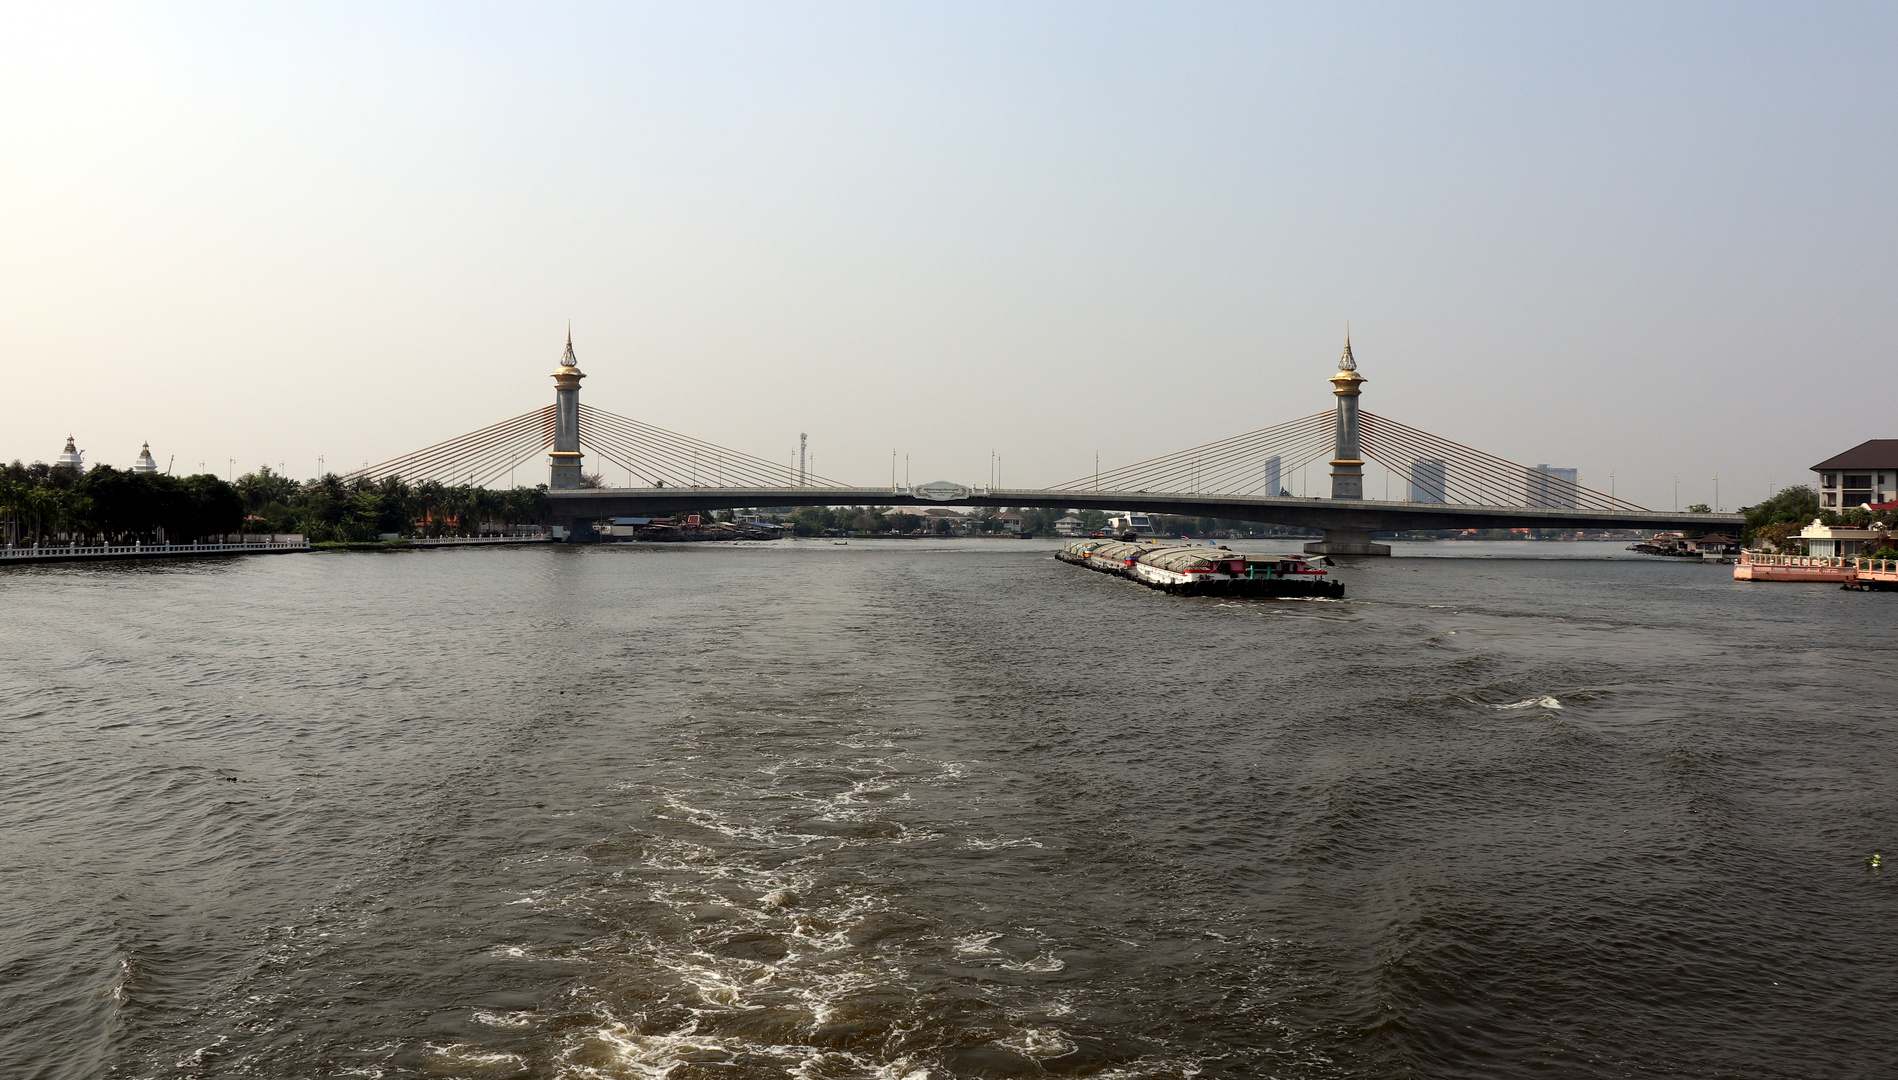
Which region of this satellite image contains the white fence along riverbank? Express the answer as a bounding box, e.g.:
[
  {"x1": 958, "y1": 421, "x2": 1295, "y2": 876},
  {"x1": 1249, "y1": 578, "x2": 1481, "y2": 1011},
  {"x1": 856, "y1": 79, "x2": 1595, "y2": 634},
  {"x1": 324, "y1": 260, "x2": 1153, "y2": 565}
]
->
[{"x1": 0, "y1": 538, "x2": 310, "y2": 564}]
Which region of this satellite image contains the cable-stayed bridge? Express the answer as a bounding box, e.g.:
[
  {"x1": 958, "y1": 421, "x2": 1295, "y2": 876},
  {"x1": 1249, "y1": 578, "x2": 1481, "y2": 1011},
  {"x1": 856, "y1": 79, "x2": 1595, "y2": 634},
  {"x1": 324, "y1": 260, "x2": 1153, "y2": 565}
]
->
[{"x1": 341, "y1": 334, "x2": 1743, "y2": 554}]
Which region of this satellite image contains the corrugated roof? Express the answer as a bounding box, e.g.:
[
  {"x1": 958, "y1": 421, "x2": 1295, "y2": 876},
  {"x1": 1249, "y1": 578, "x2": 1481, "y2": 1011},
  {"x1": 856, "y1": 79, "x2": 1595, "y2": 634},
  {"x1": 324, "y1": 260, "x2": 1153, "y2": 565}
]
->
[{"x1": 1811, "y1": 440, "x2": 1898, "y2": 471}]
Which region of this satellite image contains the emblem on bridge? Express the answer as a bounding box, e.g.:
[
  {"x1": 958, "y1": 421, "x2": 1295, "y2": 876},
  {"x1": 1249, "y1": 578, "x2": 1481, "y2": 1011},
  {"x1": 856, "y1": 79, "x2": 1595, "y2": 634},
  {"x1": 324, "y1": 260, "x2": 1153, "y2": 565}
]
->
[{"x1": 914, "y1": 481, "x2": 970, "y2": 503}]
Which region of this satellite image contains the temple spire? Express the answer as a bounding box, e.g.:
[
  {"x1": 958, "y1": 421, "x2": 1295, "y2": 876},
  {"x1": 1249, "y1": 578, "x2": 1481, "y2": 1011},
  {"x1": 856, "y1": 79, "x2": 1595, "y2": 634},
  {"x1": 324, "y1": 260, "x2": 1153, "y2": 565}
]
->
[{"x1": 1338, "y1": 327, "x2": 1356, "y2": 372}]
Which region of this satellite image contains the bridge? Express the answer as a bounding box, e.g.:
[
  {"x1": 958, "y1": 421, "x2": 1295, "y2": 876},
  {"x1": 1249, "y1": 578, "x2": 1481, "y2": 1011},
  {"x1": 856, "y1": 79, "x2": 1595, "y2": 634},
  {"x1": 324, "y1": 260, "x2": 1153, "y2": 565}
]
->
[{"x1": 342, "y1": 332, "x2": 1743, "y2": 554}]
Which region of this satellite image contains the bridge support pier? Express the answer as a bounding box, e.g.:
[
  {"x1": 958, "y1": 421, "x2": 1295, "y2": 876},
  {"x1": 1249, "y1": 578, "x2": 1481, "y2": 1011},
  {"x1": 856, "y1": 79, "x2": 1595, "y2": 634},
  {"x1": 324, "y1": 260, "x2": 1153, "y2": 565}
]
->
[
  {"x1": 1304, "y1": 529, "x2": 1391, "y2": 557},
  {"x1": 552, "y1": 517, "x2": 598, "y2": 543}
]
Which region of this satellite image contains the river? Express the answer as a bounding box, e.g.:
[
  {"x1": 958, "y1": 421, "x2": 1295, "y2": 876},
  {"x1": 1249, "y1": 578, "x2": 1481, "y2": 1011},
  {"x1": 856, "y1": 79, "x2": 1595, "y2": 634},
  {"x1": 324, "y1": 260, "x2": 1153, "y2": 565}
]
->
[{"x1": 2, "y1": 539, "x2": 1893, "y2": 1078}]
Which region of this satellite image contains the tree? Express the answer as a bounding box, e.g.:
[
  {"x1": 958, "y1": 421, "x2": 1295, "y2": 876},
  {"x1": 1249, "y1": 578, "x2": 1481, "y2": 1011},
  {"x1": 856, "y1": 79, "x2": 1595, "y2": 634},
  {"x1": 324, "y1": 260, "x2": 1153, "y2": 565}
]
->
[
  {"x1": 1685, "y1": 503, "x2": 1712, "y2": 514},
  {"x1": 1740, "y1": 486, "x2": 1820, "y2": 543},
  {"x1": 236, "y1": 466, "x2": 303, "y2": 515}
]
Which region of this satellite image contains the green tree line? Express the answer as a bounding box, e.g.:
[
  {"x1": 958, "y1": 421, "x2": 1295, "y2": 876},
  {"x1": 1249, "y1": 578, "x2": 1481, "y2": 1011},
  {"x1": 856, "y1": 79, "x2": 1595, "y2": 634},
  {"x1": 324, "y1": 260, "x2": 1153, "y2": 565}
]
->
[
  {"x1": 2, "y1": 460, "x2": 550, "y2": 546},
  {"x1": 2, "y1": 460, "x2": 242, "y2": 545},
  {"x1": 235, "y1": 468, "x2": 550, "y2": 542}
]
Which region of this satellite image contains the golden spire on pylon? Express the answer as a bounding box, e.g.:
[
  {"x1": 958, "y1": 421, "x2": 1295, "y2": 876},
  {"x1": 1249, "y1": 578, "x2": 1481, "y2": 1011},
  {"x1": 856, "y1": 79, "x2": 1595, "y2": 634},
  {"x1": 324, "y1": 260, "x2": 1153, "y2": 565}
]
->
[
  {"x1": 1329, "y1": 329, "x2": 1365, "y2": 396},
  {"x1": 552, "y1": 325, "x2": 585, "y2": 388}
]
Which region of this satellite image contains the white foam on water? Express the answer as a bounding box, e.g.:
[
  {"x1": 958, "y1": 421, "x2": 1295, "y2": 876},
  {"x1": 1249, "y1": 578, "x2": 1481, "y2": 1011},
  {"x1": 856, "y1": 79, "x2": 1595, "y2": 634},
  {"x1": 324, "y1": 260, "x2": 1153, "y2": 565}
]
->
[
  {"x1": 471, "y1": 1009, "x2": 536, "y2": 1028},
  {"x1": 960, "y1": 836, "x2": 1044, "y2": 851},
  {"x1": 951, "y1": 931, "x2": 1004, "y2": 956},
  {"x1": 428, "y1": 1042, "x2": 527, "y2": 1069},
  {"x1": 1496, "y1": 695, "x2": 1563, "y2": 710},
  {"x1": 996, "y1": 1027, "x2": 1077, "y2": 1059},
  {"x1": 999, "y1": 952, "x2": 1067, "y2": 973}
]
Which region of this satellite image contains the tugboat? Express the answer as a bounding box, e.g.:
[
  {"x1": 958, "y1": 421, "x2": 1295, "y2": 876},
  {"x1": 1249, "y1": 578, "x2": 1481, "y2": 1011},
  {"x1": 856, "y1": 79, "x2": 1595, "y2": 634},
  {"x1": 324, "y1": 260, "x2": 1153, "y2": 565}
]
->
[{"x1": 1057, "y1": 539, "x2": 1343, "y2": 598}]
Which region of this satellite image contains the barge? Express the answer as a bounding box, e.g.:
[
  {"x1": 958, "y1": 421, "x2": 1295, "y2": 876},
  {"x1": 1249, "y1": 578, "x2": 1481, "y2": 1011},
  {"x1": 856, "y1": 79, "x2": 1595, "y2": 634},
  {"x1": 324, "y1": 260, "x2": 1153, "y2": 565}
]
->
[{"x1": 1058, "y1": 539, "x2": 1344, "y2": 598}]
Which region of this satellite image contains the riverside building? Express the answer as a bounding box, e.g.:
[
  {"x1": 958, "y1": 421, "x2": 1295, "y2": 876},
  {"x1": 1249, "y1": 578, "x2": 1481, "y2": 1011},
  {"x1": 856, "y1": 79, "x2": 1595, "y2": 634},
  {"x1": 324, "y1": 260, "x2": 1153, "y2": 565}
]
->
[{"x1": 1811, "y1": 440, "x2": 1898, "y2": 510}]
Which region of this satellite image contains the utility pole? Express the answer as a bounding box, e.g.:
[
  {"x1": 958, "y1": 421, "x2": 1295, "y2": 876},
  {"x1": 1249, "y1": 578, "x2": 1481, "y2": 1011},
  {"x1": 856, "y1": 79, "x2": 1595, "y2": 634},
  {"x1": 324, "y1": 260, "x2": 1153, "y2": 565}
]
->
[
  {"x1": 1674, "y1": 477, "x2": 1680, "y2": 511},
  {"x1": 1714, "y1": 474, "x2": 1719, "y2": 512},
  {"x1": 799, "y1": 433, "x2": 807, "y2": 487},
  {"x1": 1094, "y1": 452, "x2": 1099, "y2": 493}
]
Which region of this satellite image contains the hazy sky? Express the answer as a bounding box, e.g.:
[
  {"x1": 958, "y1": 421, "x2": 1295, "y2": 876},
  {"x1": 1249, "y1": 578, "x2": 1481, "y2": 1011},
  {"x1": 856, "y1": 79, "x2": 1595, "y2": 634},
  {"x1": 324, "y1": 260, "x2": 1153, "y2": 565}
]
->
[{"x1": 5, "y1": 2, "x2": 1893, "y2": 509}]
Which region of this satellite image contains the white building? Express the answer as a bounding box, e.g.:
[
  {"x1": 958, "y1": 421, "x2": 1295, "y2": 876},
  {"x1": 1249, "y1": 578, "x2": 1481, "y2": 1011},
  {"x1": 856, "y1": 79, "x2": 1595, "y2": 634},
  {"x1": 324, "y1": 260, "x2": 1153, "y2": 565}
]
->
[
  {"x1": 55, "y1": 436, "x2": 83, "y2": 471},
  {"x1": 1797, "y1": 519, "x2": 1886, "y2": 558},
  {"x1": 1811, "y1": 440, "x2": 1898, "y2": 510},
  {"x1": 132, "y1": 442, "x2": 158, "y2": 474},
  {"x1": 1054, "y1": 514, "x2": 1088, "y2": 536}
]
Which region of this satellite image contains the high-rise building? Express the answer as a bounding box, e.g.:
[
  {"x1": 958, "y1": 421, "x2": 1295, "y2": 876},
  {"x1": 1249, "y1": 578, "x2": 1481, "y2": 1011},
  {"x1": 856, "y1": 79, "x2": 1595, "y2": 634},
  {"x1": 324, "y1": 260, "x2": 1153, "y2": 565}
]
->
[
  {"x1": 1527, "y1": 464, "x2": 1579, "y2": 508},
  {"x1": 1260, "y1": 455, "x2": 1282, "y2": 497},
  {"x1": 1408, "y1": 458, "x2": 1447, "y2": 503}
]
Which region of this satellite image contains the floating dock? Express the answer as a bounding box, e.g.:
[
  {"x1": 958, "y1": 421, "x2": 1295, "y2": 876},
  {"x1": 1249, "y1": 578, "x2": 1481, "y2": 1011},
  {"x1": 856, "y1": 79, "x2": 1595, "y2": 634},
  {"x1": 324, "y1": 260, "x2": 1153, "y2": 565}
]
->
[
  {"x1": 1058, "y1": 539, "x2": 1344, "y2": 598},
  {"x1": 1733, "y1": 550, "x2": 1898, "y2": 589}
]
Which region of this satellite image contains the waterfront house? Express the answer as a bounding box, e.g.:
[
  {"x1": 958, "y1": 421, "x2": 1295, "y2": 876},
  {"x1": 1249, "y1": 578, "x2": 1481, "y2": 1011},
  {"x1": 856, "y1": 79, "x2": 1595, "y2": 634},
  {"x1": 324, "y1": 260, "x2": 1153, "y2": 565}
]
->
[
  {"x1": 1690, "y1": 533, "x2": 1740, "y2": 557},
  {"x1": 1812, "y1": 441, "x2": 1898, "y2": 510},
  {"x1": 1054, "y1": 514, "x2": 1088, "y2": 536},
  {"x1": 1796, "y1": 520, "x2": 1885, "y2": 557},
  {"x1": 919, "y1": 508, "x2": 970, "y2": 533}
]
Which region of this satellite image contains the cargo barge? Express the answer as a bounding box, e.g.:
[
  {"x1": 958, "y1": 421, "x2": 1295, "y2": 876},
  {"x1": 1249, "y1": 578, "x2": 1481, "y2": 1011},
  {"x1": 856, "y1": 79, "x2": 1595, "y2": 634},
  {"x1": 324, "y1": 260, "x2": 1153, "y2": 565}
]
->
[{"x1": 1058, "y1": 539, "x2": 1344, "y2": 598}]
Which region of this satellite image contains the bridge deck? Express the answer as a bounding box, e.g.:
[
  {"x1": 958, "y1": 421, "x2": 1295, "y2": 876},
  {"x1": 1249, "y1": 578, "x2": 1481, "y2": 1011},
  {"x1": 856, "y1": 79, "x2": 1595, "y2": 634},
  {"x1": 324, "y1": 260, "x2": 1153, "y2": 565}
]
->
[{"x1": 546, "y1": 486, "x2": 1744, "y2": 534}]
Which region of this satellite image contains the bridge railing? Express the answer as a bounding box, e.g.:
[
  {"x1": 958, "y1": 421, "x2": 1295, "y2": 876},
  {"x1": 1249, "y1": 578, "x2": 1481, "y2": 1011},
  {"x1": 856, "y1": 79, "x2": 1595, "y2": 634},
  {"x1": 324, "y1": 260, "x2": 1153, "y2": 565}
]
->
[{"x1": 1739, "y1": 550, "x2": 1853, "y2": 569}]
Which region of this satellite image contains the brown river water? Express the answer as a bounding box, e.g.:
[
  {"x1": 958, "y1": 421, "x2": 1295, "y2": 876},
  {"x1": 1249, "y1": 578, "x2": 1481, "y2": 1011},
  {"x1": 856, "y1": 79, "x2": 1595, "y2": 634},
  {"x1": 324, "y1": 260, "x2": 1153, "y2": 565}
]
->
[{"x1": 1, "y1": 538, "x2": 1893, "y2": 1079}]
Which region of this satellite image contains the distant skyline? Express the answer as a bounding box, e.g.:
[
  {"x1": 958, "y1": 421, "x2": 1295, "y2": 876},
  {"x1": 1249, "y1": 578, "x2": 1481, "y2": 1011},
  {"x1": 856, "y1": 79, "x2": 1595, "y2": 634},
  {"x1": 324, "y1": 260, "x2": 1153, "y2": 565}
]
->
[{"x1": 4, "y1": 3, "x2": 1894, "y2": 510}]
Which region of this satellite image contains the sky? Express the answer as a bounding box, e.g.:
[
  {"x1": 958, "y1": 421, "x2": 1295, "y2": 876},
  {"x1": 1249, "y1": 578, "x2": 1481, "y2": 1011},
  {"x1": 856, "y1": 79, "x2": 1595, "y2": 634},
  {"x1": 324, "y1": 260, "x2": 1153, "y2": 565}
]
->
[{"x1": 3, "y1": 2, "x2": 1894, "y2": 510}]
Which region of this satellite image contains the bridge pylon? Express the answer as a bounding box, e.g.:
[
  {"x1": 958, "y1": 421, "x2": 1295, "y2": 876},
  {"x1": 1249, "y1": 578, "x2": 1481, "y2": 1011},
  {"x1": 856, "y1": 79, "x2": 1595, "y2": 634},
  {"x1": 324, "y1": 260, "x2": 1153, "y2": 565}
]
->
[
  {"x1": 548, "y1": 329, "x2": 586, "y2": 491},
  {"x1": 1309, "y1": 335, "x2": 1391, "y2": 556}
]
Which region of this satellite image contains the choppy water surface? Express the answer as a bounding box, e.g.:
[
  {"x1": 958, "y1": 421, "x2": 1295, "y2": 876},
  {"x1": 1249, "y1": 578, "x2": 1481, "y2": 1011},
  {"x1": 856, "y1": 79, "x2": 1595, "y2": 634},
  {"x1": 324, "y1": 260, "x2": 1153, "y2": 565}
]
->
[{"x1": 2, "y1": 539, "x2": 1894, "y2": 1079}]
